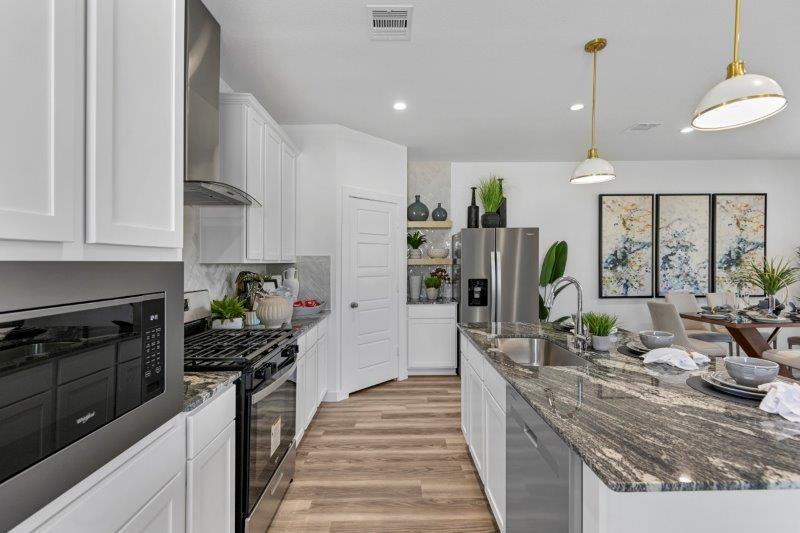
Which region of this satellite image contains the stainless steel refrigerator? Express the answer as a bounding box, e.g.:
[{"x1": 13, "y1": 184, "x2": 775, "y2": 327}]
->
[{"x1": 452, "y1": 228, "x2": 539, "y2": 324}]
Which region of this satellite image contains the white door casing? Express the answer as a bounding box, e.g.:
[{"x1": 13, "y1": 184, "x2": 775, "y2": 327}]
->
[
  {"x1": 85, "y1": 0, "x2": 183, "y2": 248},
  {"x1": 0, "y1": 0, "x2": 82, "y2": 242},
  {"x1": 341, "y1": 188, "x2": 402, "y2": 394}
]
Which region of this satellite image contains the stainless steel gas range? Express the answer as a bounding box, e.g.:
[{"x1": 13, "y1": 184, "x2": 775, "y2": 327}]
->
[{"x1": 183, "y1": 291, "x2": 298, "y2": 533}]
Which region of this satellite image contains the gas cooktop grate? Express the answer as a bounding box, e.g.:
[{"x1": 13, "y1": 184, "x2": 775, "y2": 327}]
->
[{"x1": 184, "y1": 328, "x2": 294, "y2": 368}]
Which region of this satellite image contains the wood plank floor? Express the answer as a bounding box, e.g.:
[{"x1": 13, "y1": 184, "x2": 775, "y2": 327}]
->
[{"x1": 268, "y1": 376, "x2": 498, "y2": 533}]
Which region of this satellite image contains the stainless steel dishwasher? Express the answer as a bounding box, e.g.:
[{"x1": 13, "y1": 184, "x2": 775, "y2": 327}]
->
[{"x1": 507, "y1": 386, "x2": 582, "y2": 533}]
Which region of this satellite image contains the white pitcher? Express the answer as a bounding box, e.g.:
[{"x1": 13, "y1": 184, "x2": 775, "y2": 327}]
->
[{"x1": 282, "y1": 267, "x2": 300, "y2": 301}]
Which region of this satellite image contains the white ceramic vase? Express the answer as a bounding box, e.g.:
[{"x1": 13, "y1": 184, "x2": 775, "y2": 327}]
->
[
  {"x1": 591, "y1": 335, "x2": 611, "y2": 352},
  {"x1": 408, "y1": 249, "x2": 422, "y2": 259},
  {"x1": 282, "y1": 267, "x2": 300, "y2": 301},
  {"x1": 254, "y1": 294, "x2": 293, "y2": 329},
  {"x1": 426, "y1": 287, "x2": 439, "y2": 301},
  {"x1": 212, "y1": 317, "x2": 243, "y2": 330},
  {"x1": 409, "y1": 275, "x2": 422, "y2": 301}
]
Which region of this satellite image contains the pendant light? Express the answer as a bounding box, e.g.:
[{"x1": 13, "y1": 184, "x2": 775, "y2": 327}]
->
[
  {"x1": 571, "y1": 38, "x2": 615, "y2": 185},
  {"x1": 692, "y1": 0, "x2": 786, "y2": 130}
]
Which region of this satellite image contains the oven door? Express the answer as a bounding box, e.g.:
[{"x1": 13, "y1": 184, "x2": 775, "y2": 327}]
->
[{"x1": 245, "y1": 359, "x2": 296, "y2": 528}]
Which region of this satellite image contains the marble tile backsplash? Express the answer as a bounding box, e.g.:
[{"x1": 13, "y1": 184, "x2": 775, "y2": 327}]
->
[{"x1": 264, "y1": 255, "x2": 331, "y2": 309}]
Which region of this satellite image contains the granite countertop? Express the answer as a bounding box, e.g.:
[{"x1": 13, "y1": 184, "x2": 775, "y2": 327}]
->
[
  {"x1": 183, "y1": 371, "x2": 240, "y2": 412},
  {"x1": 290, "y1": 310, "x2": 330, "y2": 335},
  {"x1": 407, "y1": 298, "x2": 457, "y2": 305},
  {"x1": 459, "y1": 322, "x2": 800, "y2": 493}
]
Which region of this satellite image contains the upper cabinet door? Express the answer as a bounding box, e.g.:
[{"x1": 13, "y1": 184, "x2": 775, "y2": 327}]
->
[
  {"x1": 280, "y1": 144, "x2": 297, "y2": 262},
  {"x1": 0, "y1": 0, "x2": 82, "y2": 242},
  {"x1": 263, "y1": 127, "x2": 282, "y2": 262},
  {"x1": 245, "y1": 109, "x2": 266, "y2": 261},
  {"x1": 85, "y1": 0, "x2": 183, "y2": 248}
]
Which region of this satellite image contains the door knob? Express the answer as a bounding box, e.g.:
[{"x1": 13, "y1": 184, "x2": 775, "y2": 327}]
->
[{"x1": 350, "y1": 302, "x2": 359, "y2": 308}]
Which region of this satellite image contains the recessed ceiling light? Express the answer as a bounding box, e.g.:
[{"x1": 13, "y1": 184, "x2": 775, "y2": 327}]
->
[
  {"x1": 570, "y1": 103, "x2": 584, "y2": 111},
  {"x1": 393, "y1": 101, "x2": 407, "y2": 111},
  {"x1": 680, "y1": 126, "x2": 694, "y2": 134}
]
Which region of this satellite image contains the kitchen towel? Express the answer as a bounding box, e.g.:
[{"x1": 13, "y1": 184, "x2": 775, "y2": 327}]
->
[
  {"x1": 758, "y1": 381, "x2": 800, "y2": 423},
  {"x1": 642, "y1": 347, "x2": 711, "y2": 370}
]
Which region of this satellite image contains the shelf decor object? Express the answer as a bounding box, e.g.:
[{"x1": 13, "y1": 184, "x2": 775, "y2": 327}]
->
[
  {"x1": 431, "y1": 203, "x2": 448, "y2": 221},
  {"x1": 467, "y1": 187, "x2": 479, "y2": 228},
  {"x1": 497, "y1": 178, "x2": 507, "y2": 227},
  {"x1": 655, "y1": 194, "x2": 712, "y2": 297},
  {"x1": 571, "y1": 38, "x2": 616, "y2": 184},
  {"x1": 478, "y1": 176, "x2": 503, "y2": 228},
  {"x1": 407, "y1": 195, "x2": 429, "y2": 221},
  {"x1": 712, "y1": 193, "x2": 767, "y2": 295},
  {"x1": 692, "y1": 0, "x2": 786, "y2": 131},
  {"x1": 407, "y1": 220, "x2": 452, "y2": 230},
  {"x1": 599, "y1": 194, "x2": 654, "y2": 298}
]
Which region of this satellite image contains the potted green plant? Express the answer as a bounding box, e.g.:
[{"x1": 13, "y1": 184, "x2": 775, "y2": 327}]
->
[
  {"x1": 478, "y1": 177, "x2": 503, "y2": 228},
  {"x1": 210, "y1": 296, "x2": 247, "y2": 329},
  {"x1": 424, "y1": 276, "x2": 442, "y2": 301},
  {"x1": 538, "y1": 240, "x2": 568, "y2": 320},
  {"x1": 407, "y1": 231, "x2": 427, "y2": 259},
  {"x1": 742, "y1": 257, "x2": 800, "y2": 313},
  {"x1": 582, "y1": 312, "x2": 618, "y2": 352}
]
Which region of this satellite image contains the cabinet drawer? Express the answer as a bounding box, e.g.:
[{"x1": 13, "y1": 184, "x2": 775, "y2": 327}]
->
[
  {"x1": 466, "y1": 341, "x2": 484, "y2": 380},
  {"x1": 187, "y1": 386, "x2": 236, "y2": 459},
  {"x1": 483, "y1": 362, "x2": 506, "y2": 412},
  {"x1": 56, "y1": 368, "x2": 115, "y2": 448},
  {"x1": 408, "y1": 304, "x2": 456, "y2": 320}
]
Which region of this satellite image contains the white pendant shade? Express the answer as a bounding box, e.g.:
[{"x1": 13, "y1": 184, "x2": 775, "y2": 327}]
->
[
  {"x1": 571, "y1": 156, "x2": 616, "y2": 184},
  {"x1": 692, "y1": 73, "x2": 787, "y2": 130}
]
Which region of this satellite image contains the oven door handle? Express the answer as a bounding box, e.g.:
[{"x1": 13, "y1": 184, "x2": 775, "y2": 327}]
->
[{"x1": 251, "y1": 363, "x2": 297, "y2": 405}]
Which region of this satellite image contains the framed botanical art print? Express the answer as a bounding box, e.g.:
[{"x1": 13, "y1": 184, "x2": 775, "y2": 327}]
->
[
  {"x1": 712, "y1": 193, "x2": 767, "y2": 296},
  {"x1": 599, "y1": 194, "x2": 654, "y2": 298},
  {"x1": 655, "y1": 194, "x2": 712, "y2": 297}
]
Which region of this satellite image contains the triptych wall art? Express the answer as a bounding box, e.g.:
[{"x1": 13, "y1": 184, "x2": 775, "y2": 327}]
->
[{"x1": 598, "y1": 193, "x2": 766, "y2": 299}]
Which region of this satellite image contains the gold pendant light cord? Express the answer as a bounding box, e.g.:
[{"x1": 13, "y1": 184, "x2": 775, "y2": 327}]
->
[
  {"x1": 591, "y1": 49, "x2": 597, "y2": 153},
  {"x1": 733, "y1": 0, "x2": 741, "y2": 63}
]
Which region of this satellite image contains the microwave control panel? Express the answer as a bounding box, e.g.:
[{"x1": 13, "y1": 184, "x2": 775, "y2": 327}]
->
[{"x1": 142, "y1": 298, "x2": 165, "y2": 401}]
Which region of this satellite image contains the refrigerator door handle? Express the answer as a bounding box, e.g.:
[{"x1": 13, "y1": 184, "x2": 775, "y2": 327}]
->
[
  {"x1": 489, "y1": 251, "x2": 497, "y2": 328},
  {"x1": 495, "y1": 252, "x2": 502, "y2": 323}
]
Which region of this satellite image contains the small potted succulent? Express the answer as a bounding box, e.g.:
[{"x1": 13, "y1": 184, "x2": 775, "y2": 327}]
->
[
  {"x1": 582, "y1": 312, "x2": 618, "y2": 352},
  {"x1": 210, "y1": 296, "x2": 247, "y2": 329},
  {"x1": 424, "y1": 276, "x2": 442, "y2": 301},
  {"x1": 478, "y1": 176, "x2": 503, "y2": 228},
  {"x1": 407, "y1": 231, "x2": 427, "y2": 259}
]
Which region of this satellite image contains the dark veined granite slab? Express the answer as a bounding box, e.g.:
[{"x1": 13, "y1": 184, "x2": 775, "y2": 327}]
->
[
  {"x1": 459, "y1": 322, "x2": 800, "y2": 493},
  {"x1": 183, "y1": 371, "x2": 240, "y2": 412}
]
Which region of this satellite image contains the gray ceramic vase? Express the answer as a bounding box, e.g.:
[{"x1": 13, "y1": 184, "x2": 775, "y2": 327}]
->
[
  {"x1": 431, "y1": 203, "x2": 447, "y2": 221},
  {"x1": 407, "y1": 195, "x2": 429, "y2": 221}
]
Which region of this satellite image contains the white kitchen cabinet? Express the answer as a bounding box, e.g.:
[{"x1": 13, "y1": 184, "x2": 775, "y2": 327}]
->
[
  {"x1": 317, "y1": 329, "x2": 328, "y2": 404},
  {"x1": 85, "y1": 0, "x2": 184, "y2": 248},
  {"x1": 0, "y1": 0, "x2": 81, "y2": 243},
  {"x1": 460, "y1": 354, "x2": 468, "y2": 437},
  {"x1": 200, "y1": 93, "x2": 298, "y2": 264},
  {"x1": 295, "y1": 351, "x2": 307, "y2": 443},
  {"x1": 13, "y1": 415, "x2": 186, "y2": 533},
  {"x1": 407, "y1": 304, "x2": 457, "y2": 374},
  {"x1": 466, "y1": 359, "x2": 485, "y2": 477},
  {"x1": 186, "y1": 387, "x2": 236, "y2": 533},
  {"x1": 280, "y1": 144, "x2": 297, "y2": 262},
  {"x1": 483, "y1": 385, "x2": 506, "y2": 532},
  {"x1": 305, "y1": 342, "x2": 318, "y2": 428}
]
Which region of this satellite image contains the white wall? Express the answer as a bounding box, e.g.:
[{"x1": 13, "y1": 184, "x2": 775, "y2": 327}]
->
[
  {"x1": 451, "y1": 160, "x2": 800, "y2": 334},
  {"x1": 283, "y1": 124, "x2": 408, "y2": 398}
]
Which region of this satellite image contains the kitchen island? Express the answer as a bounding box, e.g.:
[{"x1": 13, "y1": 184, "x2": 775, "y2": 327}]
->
[{"x1": 459, "y1": 322, "x2": 800, "y2": 533}]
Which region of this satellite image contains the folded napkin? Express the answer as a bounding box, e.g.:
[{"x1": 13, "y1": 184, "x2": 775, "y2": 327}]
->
[
  {"x1": 758, "y1": 381, "x2": 800, "y2": 423},
  {"x1": 642, "y1": 347, "x2": 710, "y2": 370}
]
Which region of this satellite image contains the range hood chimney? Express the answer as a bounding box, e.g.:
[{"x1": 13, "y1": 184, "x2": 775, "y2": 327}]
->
[{"x1": 184, "y1": 0, "x2": 258, "y2": 206}]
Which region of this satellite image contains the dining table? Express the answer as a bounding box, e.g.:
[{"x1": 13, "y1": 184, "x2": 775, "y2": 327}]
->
[{"x1": 680, "y1": 312, "x2": 800, "y2": 377}]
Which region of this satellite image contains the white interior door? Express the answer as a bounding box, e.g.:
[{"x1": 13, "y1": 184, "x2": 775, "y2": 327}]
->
[{"x1": 342, "y1": 192, "x2": 400, "y2": 394}]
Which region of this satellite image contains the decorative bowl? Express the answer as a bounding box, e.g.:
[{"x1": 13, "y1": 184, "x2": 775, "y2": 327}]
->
[
  {"x1": 638, "y1": 330, "x2": 674, "y2": 349},
  {"x1": 724, "y1": 356, "x2": 779, "y2": 387},
  {"x1": 427, "y1": 247, "x2": 449, "y2": 259}
]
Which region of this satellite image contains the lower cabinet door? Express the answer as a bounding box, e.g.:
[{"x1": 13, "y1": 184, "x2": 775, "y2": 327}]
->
[
  {"x1": 460, "y1": 355, "x2": 468, "y2": 438},
  {"x1": 305, "y1": 343, "x2": 318, "y2": 428},
  {"x1": 295, "y1": 355, "x2": 306, "y2": 443},
  {"x1": 407, "y1": 318, "x2": 455, "y2": 369},
  {"x1": 119, "y1": 471, "x2": 186, "y2": 533},
  {"x1": 484, "y1": 388, "x2": 506, "y2": 532},
  {"x1": 466, "y1": 363, "x2": 484, "y2": 477},
  {"x1": 317, "y1": 334, "x2": 327, "y2": 405},
  {"x1": 186, "y1": 421, "x2": 235, "y2": 533}
]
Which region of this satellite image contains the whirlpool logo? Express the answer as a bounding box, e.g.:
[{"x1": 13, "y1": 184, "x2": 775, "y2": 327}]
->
[{"x1": 76, "y1": 411, "x2": 96, "y2": 425}]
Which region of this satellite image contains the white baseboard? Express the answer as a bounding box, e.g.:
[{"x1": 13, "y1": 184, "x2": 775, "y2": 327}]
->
[
  {"x1": 322, "y1": 390, "x2": 349, "y2": 402},
  {"x1": 408, "y1": 368, "x2": 456, "y2": 376}
]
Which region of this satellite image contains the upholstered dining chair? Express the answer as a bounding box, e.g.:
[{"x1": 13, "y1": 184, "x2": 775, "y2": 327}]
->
[
  {"x1": 762, "y1": 349, "x2": 800, "y2": 380},
  {"x1": 666, "y1": 292, "x2": 734, "y2": 356},
  {"x1": 707, "y1": 291, "x2": 777, "y2": 349},
  {"x1": 647, "y1": 301, "x2": 727, "y2": 357}
]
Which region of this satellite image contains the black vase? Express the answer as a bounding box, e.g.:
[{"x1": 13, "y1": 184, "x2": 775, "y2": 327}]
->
[
  {"x1": 497, "y1": 178, "x2": 507, "y2": 228},
  {"x1": 481, "y1": 212, "x2": 500, "y2": 228},
  {"x1": 431, "y1": 203, "x2": 448, "y2": 221},
  {"x1": 407, "y1": 195, "x2": 429, "y2": 221},
  {"x1": 467, "y1": 187, "x2": 479, "y2": 228}
]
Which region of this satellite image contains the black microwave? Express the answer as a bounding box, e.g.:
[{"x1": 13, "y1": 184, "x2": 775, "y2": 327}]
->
[
  {"x1": 0, "y1": 261, "x2": 183, "y2": 531},
  {"x1": 0, "y1": 294, "x2": 166, "y2": 483}
]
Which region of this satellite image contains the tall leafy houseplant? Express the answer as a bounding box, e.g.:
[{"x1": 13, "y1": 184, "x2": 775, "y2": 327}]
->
[
  {"x1": 539, "y1": 241, "x2": 568, "y2": 320},
  {"x1": 743, "y1": 257, "x2": 800, "y2": 311},
  {"x1": 478, "y1": 177, "x2": 503, "y2": 228}
]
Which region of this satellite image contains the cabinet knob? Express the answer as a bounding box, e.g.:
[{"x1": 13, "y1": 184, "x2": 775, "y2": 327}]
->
[{"x1": 350, "y1": 302, "x2": 359, "y2": 309}]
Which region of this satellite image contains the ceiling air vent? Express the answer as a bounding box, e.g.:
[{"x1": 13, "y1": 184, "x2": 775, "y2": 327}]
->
[
  {"x1": 367, "y1": 5, "x2": 412, "y2": 40},
  {"x1": 624, "y1": 122, "x2": 662, "y2": 134}
]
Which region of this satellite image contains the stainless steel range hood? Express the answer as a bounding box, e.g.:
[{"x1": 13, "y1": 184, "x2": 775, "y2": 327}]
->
[{"x1": 184, "y1": 0, "x2": 258, "y2": 206}]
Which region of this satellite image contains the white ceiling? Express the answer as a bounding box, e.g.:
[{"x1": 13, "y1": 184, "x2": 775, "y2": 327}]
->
[{"x1": 203, "y1": 0, "x2": 800, "y2": 161}]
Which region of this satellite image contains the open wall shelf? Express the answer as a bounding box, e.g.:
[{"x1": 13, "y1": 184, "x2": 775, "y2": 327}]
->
[
  {"x1": 407, "y1": 258, "x2": 452, "y2": 266},
  {"x1": 407, "y1": 221, "x2": 452, "y2": 230}
]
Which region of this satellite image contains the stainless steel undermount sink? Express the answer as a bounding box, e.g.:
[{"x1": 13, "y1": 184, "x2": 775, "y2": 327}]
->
[{"x1": 493, "y1": 337, "x2": 589, "y2": 368}]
